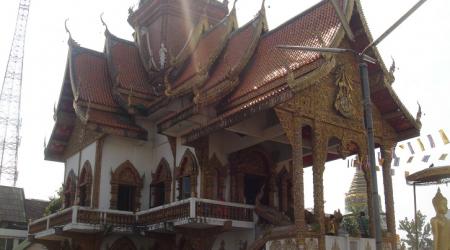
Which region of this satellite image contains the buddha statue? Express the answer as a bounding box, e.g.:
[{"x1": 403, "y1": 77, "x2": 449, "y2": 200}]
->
[{"x1": 430, "y1": 188, "x2": 450, "y2": 250}]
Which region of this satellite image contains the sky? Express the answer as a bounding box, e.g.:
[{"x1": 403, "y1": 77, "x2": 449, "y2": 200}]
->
[{"x1": 0, "y1": 0, "x2": 449, "y2": 238}]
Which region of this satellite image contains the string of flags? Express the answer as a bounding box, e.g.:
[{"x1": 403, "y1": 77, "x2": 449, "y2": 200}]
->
[
  {"x1": 392, "y1": 128, "x2": 449, "y2": 166},
  {"x1": 345, "y1": 128, "x2": 450, "y2": 170}
]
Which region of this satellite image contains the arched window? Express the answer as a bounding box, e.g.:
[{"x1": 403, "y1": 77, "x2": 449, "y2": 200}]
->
[
  {"x1": 110, "y1": 161, "x2": 143, "y2": 211},
  {"x1": 150, "y1": 158, "x2": 172, "y2": 207},
  {"x1": 78, "y1": 161, "x2": 93, "y2": 207},
  {"x1": 63, "y1": 170, "x2": 77, "y2": 208},
  {"x1": 175, "y1": 149, "x2": 198, "y2": 200},
  {"x1": 110, "y1": 237, "x2": 136, "y2": 250}
]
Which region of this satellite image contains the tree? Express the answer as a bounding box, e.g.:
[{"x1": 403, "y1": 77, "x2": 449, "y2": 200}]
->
[
  {"x1": 398, "y1": 210, "x2": 432, "y2": 250},
  {"x1": 44, "y1": 185, "x2": 63, "y2": 216}
]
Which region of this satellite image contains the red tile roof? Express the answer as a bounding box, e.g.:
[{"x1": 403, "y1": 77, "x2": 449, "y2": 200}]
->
[
  {"x1": 71, "y1": 49, "x2": 118, "y2": 108},
  {"x1": 170, "y1": 16, "x2": 233, "y2": 89},
  {"x1": 107, "y1": 34, "x2": 156, "y2": 96},
  {"x1": 226, "y1": 0, "x2": 341, "y2": 106},
  {"x1": 203, "y1": 15, "x2": 262, "y2": 92}
]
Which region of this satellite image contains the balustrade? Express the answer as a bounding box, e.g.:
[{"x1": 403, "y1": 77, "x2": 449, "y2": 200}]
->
[{"x1": 29, "y1": 198, "x2": 255, "y2": 236}]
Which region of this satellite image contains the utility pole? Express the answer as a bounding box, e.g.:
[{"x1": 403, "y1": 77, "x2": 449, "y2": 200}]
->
[{"x1": 0, "y1": 0, "x2": 31, "y2": 186}]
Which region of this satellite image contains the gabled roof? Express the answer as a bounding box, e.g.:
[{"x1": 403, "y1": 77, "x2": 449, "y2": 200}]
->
[
  {"x1": 223, "y1": 0, "x2": 342, "y2": 109},
  {"x1": 194, "y1": 10, "x2": 266, "y2": 106},
  {"x1": 24, "y1": 199, "x2": 49, "y2": 221},
  {"x1": 164, "y1": 8, "x2": 238, "y2": 96},
  {"x1": 0, "y1": 185, "x2": 26, "y2": 226},
  {"x1": 182, "y1": 0, "x2": 420, "y2": 142},
  {"x1": 105, "y1": 31, "x2": 161, "y2": 114},
  {"x1": 45, "y1": 41, "x2": 148, "y2": 161}
]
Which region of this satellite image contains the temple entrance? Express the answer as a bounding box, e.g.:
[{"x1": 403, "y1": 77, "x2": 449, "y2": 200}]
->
[
  {"x1": 244, "y1": 174, "x2": 267, "y2": 205},
  {"x1": 110, "y1": 237, "x2": 137, "y2": 250}
]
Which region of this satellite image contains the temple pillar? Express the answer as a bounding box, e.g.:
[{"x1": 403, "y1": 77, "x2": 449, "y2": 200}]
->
[
  {"x1": 381, "y1": 142, "x2": 397, "y2": 249},
  {"x1": 291, "y1": 117, "x2": 306, "y2": 246},
  {"x1": 275, "y1": 108, "x2": 306, "y2": 246},
  {"x1": 312, "y1": 124, "x2": 327, "y2": 249},
  {"x1": 361, "y1": 154, "x2": 376, "y2": 238}
]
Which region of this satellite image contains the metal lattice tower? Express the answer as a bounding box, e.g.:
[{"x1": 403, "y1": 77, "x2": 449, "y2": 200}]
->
[{"x1": 0, "y1": 0, "x2": 31, "y2": 186}]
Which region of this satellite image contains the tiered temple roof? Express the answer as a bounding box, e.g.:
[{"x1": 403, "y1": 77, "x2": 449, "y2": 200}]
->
[{"x1": 45, "y1": 0, "x2": 421, "y2": 161}]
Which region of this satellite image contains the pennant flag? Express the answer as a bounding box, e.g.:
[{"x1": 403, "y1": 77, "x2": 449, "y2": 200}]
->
[
  {"x1": 427, "y1": 134, "x2": 436, "y2": 148},
  {"x1": 407, "y1": 156, "x2": 414, "y2": 163},
  {"x1": 417, "y1": 138, "x2": 425, "y2": 152},
  {"x1": 407, "y1": 142, "x2": 415, "y2": 155},
  {"x1": 439, "y1": 129, "x2": 449, "y2": 145},
  {"x1": 399, "y1": 144, "x2": 405, "y2": 149},
  {"x1": 422, "y1": 155, "x2": 431, "y2": 163},
  {"x1": 439, "y1": 153, "x2": 448, "y2": 161}
]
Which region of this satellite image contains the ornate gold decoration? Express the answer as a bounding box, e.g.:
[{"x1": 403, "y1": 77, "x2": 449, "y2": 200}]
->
[
  {"x1": 334, "y1": 64, "x2": 355, "y2": 118},
  {"x1": 287, "y1": 56, "x2": 336, "y2": 93}
]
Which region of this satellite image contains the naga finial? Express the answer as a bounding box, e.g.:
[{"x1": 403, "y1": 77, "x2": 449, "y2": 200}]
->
[
  {"x1": 389, "y1": 56, "x2": 396, "y2": 74},
  {"x1": 64, "y1": 18, "x2": 72, "y2": 38},
  {"x1": 64, "y1": 19, "x2": 79, "y2": 46},
  {"x1": 416, "y1": 101, "x2": 422, "y2": 123},
  {"x1": 100, "y1": 13, "x2": 109, "y2": 33}
]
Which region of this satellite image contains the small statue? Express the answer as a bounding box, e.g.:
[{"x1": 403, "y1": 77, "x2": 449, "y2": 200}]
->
[{"x1": 430, "y1": 188, "x2": 450, "y2": 250}]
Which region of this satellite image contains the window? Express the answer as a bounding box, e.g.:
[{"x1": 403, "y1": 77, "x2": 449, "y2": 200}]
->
[
  {"x1": 110, "y1": 161, "x2": 143, "y2": 211},
  {"x1": 150, "y1": 182, "x2": 165, "y2": 207},
  {"x1": 150, "y1": 158, "x2": 172, "y2": 207},
  {"x1": 64, "y1": 170, "x2": 76, "y2": 208},
  {"x1": 181, "y1": 176, "x2": 191, "y2": 199},
  {"x1": 117, "y1": 185, "x2": 135, "y2": 211},
  {"x1": 78, "y1": 161, "x2": 92, "y2": 207},
  {"x1": 176, "y1": 149, "x2": 198, "y2": 200}
]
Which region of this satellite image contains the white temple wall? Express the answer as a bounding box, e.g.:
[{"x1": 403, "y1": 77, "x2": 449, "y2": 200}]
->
[
  {"x1": 99, "y1": 135, "x2": 154, "y2": 210},
  {"x1": 64, "y1": 141, "x2": 97, "y2": 181},
  {"x1": 211, "y1": 230, "x2": 254, "y2": 250}
]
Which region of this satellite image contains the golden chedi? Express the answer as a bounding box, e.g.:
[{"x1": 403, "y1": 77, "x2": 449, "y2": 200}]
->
[{"x1": 430, "y1": 188, "x2": 450, "y2": 250}]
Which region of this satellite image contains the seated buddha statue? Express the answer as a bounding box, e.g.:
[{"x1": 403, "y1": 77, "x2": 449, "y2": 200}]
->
[{"x1": 430, "y1": 188, "x2": 450, "y2": 250}]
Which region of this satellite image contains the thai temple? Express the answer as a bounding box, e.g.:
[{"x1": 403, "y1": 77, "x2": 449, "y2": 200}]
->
[{"x1": 28, "y1": 0, "x2": 421, "y2": 249}]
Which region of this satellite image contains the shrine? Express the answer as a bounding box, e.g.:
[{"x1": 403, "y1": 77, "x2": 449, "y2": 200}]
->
[{"x1": 29, "y1": 0, "x2": 421, "y2": 249}]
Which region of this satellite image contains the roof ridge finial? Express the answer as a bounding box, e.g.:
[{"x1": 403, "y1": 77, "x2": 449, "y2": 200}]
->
[
  {"x1": 65, "y1": 19, "x2": 79, "y2": 47},
  {"x1": 232, "y1": 0, "x2": 238, "y2": 10},
  {"x1": 100, "y1": 13, "x2": 110, "y2": 34}
]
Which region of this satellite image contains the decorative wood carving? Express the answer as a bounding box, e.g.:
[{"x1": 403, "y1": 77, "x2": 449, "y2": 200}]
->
[
  {"x1": 110, "y1": 160, "x2": 143, "y2": 210},
  {"x1": 334, "y1": 64, "x2": 356, "y2": 118}
]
